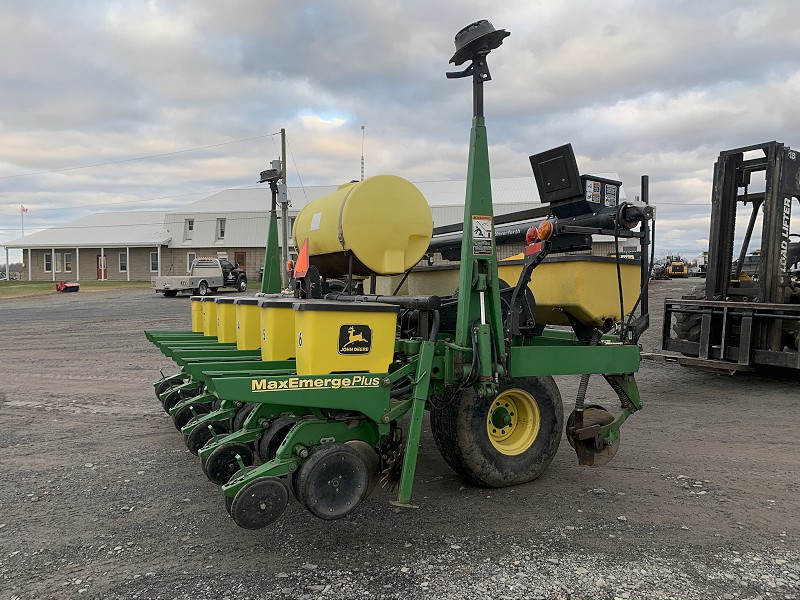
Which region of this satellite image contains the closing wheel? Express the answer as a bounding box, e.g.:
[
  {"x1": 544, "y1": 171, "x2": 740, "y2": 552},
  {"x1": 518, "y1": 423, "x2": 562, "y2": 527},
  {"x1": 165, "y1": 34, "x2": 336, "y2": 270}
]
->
[
  {"x1": 204, "y1": 442, "x2": 254, "y2": 485},
  {"x1": 161, "y1": 389, "x2": 183, "y2": 413},
  {"x1": 155, "y1": 378, "x2": 180, "y2": 399},
  {"x1": 257, "y1": 416, "x2": 297, "y2": 463},
  {"x1": 565, "y1": 406, "x2": 619, "y2": 467},
  {"x1": 172, "y1": 401, "x2": 212, "y2": 431},
  {"x1": 230, "y1": 477, "x2": 288, "y2": 530},
  {"x1": 232, "y1": 403, "x2": 257, "y2": 431},
  {"x1": 430, "y1": 376, "x2": 563, "y2": 488},
  {"x1": 185, "y1": 420, "x2": 230, "y2": 456},
  {"x1": 294, "y1": 443, "x2": 369, "y2": 520}
]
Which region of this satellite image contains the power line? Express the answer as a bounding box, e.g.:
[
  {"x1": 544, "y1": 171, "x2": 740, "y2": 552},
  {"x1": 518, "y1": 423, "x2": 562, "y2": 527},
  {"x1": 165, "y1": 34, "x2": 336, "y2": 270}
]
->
[
  {"x1": 0, "y1": 132, "x2": 282, "y2": 180},
  {"x1": 286, "y1": 136, "x2": 307, "y2": 206}
]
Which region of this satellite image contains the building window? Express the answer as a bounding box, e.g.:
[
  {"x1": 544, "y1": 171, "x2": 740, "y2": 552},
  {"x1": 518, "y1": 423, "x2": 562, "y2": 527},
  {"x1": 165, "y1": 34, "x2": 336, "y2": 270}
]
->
[
  {"x1": 44, "y1": 253, "x2": 52, "y2": 272},
  {"x1": 187, "y1": 252, "x2": 196, "y2": 272},
  {"x1": 64, "y1": 253, "x2": 72, "y2": 273},
  {"x1": 150, "y1": 252, "x2": 159, "y2": 272},
  {"x1": 54, "y1": 252, "x2": 63, "y2": 273},
  {"x1": 119, "y1": 252, "x2": 128, "y2": 273},
  {"x1": 184, "y1": 219, "x2": 194, "y2": 241},
  {"x1": 216, "y1": 218, "x2": 226, "y2": 240}
]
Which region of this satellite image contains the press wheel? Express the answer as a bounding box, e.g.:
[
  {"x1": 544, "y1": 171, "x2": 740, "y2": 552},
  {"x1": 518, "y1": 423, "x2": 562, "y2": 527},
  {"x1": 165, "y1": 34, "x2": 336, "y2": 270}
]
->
[
  {"x1": 185, "y1": 421, "x2": 230, "y2": 456},
  {"x1": 224, "y1": 467, "x2": 252, "y2": 516},
  {"x1": 566, "y1": 406, "x2": 619, "y2": 467},
  {"x1": 345, "y1": 440, "x2": 381, "y2": 498},
  {"x1": 230, "y1": 477, "x2": 288, "y2": 529},
  {"x1": 294, "y1": 443, "x2": 369, "y2": 520}
]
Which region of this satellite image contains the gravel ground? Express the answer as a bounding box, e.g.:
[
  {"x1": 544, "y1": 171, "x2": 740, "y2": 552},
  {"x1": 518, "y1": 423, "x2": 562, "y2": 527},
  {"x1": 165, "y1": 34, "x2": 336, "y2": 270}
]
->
[{"x1": 0, "y1": 278, "x2": 798, "y2": 600}]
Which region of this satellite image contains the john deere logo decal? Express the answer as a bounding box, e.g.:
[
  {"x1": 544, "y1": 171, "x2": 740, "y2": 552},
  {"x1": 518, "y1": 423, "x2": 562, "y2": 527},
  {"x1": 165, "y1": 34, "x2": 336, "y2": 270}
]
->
[{"x1": 339, "y1": 324, "x2": 371, "y2": 354}]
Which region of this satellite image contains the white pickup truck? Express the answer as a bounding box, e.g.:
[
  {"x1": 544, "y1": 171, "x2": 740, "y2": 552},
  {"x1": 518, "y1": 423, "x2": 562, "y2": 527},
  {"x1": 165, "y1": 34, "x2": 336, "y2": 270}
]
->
[{"x1": 151, "y1": 257, "x2": 248, "y2": 297}]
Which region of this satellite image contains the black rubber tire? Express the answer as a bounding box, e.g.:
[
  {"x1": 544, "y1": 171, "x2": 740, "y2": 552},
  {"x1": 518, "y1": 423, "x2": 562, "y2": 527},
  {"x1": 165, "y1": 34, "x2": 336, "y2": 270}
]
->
[
  {"x1": 172, "y1": 401, "x2": 212, "y2": 431},
  {"x1": 163, "y1": 290, "x2": 178, "y2": 297},
  {"x1": 257, "y1": 415, "x2": 297, "y2": 463},
  {"x1": 196, "y1": 281, "x2": 209, "y2": 296},
  {"x1": 210, "y1": 287, "x2": 219, "y2": 292},
  {"x1": 203, "y1": 442, "x2": 254, "y2": 486},
  {"x1": 671, "y1": 285, "x2": 705, "y2": 343},
  {"x1": 185, "y1": 420, "x2": 230, "y2": 456},
  {"x1": 294, "y1": 443, "x2": 369, "y2": 520},
  {"x1": 237, "y1": 276, "x2": 248, "y2": 293},
  {"x1": 430, "y1": 376, "x2": 563, "y2": 488}
]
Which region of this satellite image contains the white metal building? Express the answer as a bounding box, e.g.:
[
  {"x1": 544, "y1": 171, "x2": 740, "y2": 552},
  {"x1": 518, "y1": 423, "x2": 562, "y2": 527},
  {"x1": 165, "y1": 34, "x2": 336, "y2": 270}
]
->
[
  {"x1": 3, "y1": 175, "x2": 629, "y2": 281},
  {"x1": 3, "y1": 212, "x2": 169, "y2": 282}
]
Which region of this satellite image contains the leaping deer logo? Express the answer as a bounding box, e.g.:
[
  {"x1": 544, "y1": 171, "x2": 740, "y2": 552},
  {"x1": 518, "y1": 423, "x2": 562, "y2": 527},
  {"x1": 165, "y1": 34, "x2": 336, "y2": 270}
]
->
[{"x1": 343, "y1": 326, "x2": 367, "y2": 347}]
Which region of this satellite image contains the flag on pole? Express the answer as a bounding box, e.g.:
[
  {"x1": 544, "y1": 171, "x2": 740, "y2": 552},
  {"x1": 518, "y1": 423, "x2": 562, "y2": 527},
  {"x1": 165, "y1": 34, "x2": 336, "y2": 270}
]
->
[{"x1": 21, "y1": 205, "x2": 28, "y2": 213}]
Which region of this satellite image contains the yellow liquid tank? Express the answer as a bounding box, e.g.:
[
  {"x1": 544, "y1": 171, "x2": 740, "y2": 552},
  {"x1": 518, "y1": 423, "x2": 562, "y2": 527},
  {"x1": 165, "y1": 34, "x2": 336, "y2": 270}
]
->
[{"x1": 292, "y1": 175, "x2": 432, "y2": 277}]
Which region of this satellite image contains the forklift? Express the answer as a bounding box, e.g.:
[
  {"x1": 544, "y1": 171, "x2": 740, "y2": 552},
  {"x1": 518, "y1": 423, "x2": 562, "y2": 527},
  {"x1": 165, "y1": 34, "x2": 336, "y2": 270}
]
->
[{"x1": 664, "y1": 142, "x2": 800, "y2": 371}]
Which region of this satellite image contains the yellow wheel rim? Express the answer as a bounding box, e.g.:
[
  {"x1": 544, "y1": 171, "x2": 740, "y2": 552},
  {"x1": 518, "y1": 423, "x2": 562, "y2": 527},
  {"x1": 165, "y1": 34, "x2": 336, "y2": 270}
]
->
[{"x1": 486, "y1": 388, "x2": 541, "y2": 456}]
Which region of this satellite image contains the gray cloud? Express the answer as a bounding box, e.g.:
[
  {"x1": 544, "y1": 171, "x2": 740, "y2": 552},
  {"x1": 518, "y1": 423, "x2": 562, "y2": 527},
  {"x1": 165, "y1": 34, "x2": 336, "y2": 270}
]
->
[{"x1": 1, "y1": 0, "x2": 799, "y2": 263}]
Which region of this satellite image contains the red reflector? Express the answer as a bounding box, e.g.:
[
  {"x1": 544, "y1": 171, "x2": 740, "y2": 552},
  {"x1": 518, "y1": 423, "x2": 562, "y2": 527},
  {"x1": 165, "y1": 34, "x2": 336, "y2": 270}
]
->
[{"x1": 525, "y1": 242, "x2": 543, "y2": 256}]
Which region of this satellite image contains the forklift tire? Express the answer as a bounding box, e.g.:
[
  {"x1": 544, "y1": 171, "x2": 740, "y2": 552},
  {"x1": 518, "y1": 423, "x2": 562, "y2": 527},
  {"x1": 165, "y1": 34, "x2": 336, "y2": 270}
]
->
[
  {"x1": 671, "y1": 285, "x2": 704, "y2": 344},
  {"x1": 430, "y1": 376, "x2": 563, "y2": 488}
]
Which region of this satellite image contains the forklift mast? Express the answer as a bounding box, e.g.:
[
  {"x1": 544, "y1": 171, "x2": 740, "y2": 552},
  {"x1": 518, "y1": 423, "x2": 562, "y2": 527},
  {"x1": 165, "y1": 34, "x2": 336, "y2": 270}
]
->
[{"x1": 706, "y1": 141, "x2": 800, "y2": 304}]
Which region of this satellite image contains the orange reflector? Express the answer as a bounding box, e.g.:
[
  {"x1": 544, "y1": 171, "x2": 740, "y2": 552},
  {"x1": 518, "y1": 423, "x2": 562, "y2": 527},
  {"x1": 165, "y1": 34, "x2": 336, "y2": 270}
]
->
[
  {"x1": 538, "y1": 220, "x2": 554, "y2": 241},
  {"x1": 294, "y1": 239, "x2": 310, "y2": 278}
]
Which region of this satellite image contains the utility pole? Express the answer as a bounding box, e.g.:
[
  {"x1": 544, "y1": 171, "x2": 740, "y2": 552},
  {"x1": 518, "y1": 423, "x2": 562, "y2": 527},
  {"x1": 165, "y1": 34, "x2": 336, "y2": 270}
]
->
[
  {"x1": 279, "y1": 128, "x2": 290, "y2": 287},
  {"x1": 360, "y1": 125, "x2": 365, "y2": 181}
]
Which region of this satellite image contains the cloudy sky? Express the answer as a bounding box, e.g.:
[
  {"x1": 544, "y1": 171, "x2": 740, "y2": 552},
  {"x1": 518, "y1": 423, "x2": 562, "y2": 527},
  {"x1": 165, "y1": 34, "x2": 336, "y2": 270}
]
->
[{"x1": 2, "y1": 0, "x2": 799, "y2": 264}]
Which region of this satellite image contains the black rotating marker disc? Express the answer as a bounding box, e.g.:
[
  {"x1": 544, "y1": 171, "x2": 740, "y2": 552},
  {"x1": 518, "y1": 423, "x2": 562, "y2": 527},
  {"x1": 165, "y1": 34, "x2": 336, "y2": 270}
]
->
[
  {"x1": 230, "y1": 477, "x2": 289, "y2": 530},
  {"x1": 566, "y1": 406, "x2": 619, "y2": 466},
  {"x1": 295, "y1": 443, "x2": 369, "y2": 520}
]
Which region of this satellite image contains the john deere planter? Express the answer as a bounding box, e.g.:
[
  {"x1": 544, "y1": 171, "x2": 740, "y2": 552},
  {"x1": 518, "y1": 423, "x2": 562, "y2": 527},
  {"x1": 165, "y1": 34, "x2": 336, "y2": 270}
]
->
[{"x1": 145, "y1": 20, "x2": 653, "y2": 530}]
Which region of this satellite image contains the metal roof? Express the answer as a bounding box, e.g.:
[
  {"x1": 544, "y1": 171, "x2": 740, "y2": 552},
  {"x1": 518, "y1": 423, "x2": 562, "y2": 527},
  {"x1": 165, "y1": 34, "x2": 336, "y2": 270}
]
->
[
  {"x1": 172, "y1": 175, "x2": 624, "y2": 213},
  {"x1": 4, "y1": 211, "x2": 170, "y2": 249},
  {"x1": 3, "y1": 174, "x2": 626, "y2": 250}
]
